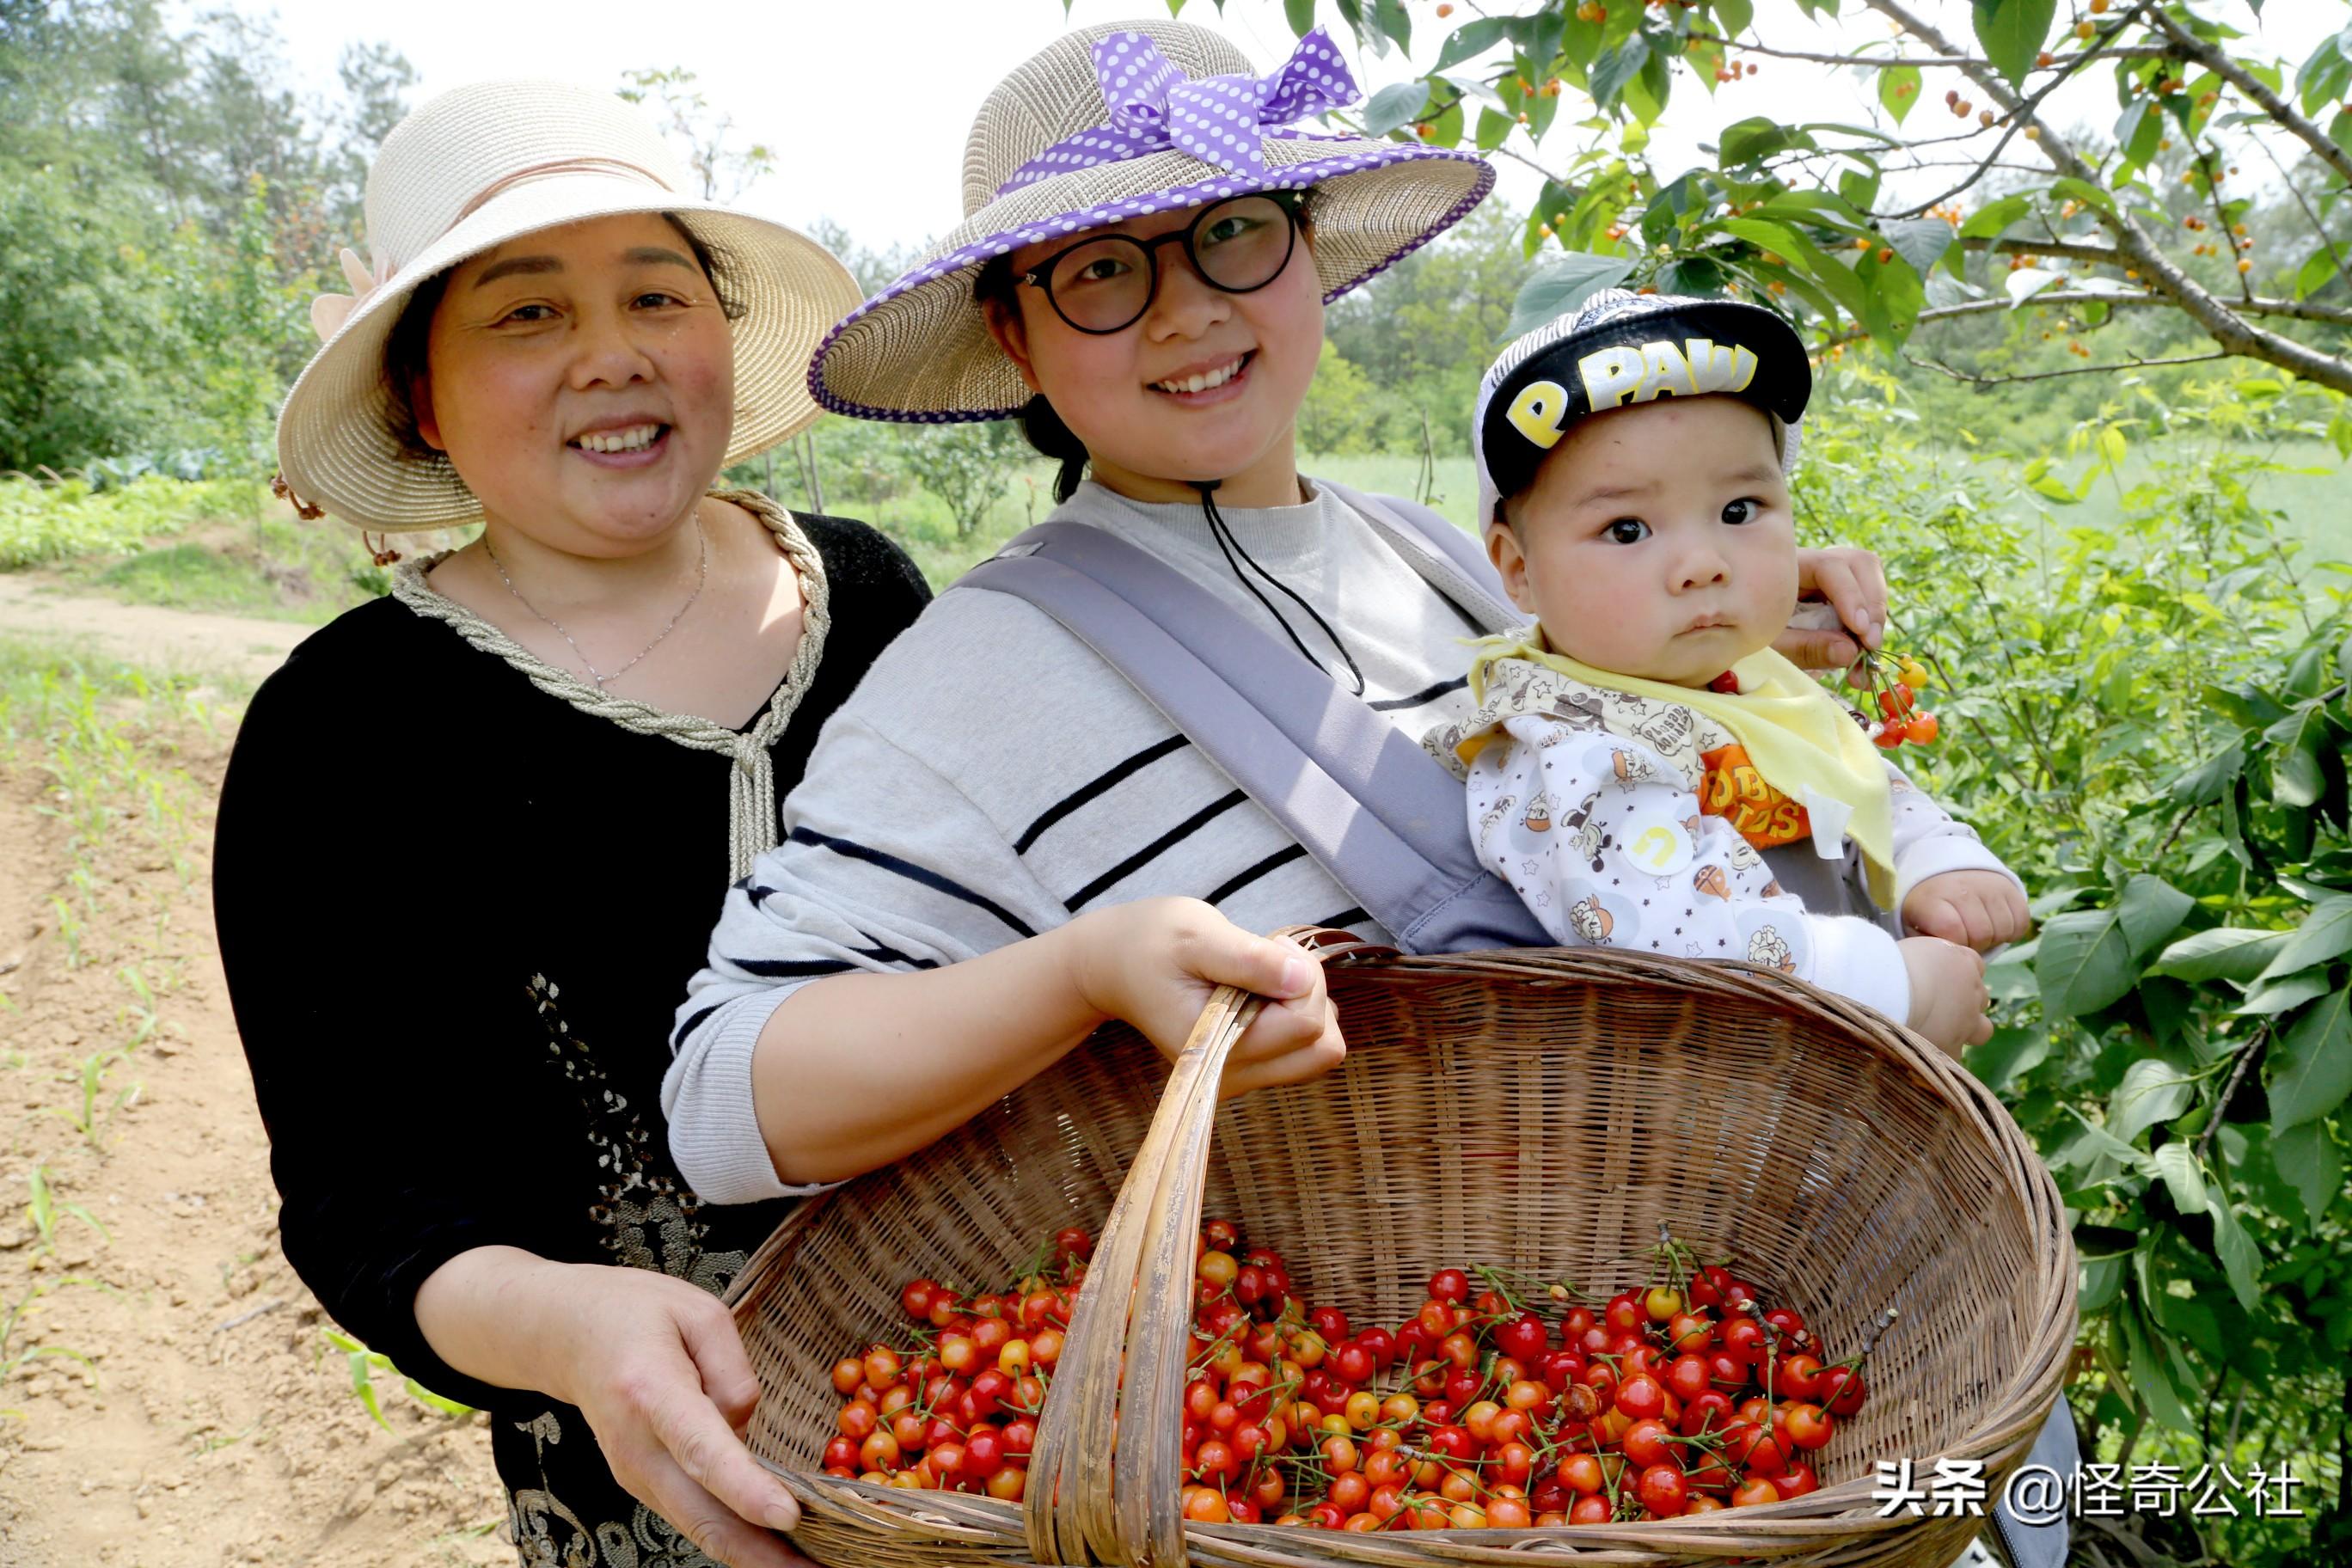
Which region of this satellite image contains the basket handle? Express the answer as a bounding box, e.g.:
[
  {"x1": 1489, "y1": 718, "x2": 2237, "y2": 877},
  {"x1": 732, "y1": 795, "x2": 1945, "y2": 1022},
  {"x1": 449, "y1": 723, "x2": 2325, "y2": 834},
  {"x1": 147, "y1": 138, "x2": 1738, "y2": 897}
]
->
[{"x1": 1023, "y1": 925, "x2": 1361, "y2": 1566}]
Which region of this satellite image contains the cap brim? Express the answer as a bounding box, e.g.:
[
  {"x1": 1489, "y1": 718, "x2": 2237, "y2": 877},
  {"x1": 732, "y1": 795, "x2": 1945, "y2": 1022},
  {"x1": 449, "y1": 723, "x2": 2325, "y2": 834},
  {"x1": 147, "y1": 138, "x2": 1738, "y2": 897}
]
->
[
  {"x1": 811, "y1": 137, "x2": 1492, "y2": 424},
  {"x1": 275, "y1": 172, "x2": 865, "y2": 534}
]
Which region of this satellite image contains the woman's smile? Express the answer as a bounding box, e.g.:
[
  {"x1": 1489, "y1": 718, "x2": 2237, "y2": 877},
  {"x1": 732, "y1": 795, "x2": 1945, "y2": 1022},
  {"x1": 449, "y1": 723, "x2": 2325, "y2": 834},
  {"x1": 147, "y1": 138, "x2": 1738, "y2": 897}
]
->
[
  {"x1": 1149, "y1": 351, "x2": 1254, "y2": 403},
  {"x1": 568, "y1": 417, "x2": 674, "y2": 468}
]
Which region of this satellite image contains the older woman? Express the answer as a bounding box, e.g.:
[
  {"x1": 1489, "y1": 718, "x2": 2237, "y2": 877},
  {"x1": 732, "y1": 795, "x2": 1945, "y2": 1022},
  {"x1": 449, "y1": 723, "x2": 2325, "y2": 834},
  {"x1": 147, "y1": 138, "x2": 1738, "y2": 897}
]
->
[{"x1": 213, "y1": 82, "x2": 930, "y2": 1567}]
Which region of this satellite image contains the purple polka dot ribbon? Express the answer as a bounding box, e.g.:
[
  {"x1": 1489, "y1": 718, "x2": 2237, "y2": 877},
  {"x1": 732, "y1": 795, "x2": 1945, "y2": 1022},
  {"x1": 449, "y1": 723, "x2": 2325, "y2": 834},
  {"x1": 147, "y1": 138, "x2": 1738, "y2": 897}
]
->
[{"x1": 997, "y1": 27, "x2": 1360, "y2": 195}]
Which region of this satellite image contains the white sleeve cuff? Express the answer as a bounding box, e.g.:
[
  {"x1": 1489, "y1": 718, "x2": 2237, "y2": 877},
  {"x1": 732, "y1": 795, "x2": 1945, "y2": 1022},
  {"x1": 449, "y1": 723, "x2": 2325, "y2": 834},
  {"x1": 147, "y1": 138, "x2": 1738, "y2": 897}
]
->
[
  {"x1": 1894, "y1": 836, "x2": 2025, "y2": 911},
  {"x1": 1807, "y1": 915, "x2": 1911, "y2": 1026},
  {"x1": 661, "y1": 983, "x2": 846, "y2": 1205}
]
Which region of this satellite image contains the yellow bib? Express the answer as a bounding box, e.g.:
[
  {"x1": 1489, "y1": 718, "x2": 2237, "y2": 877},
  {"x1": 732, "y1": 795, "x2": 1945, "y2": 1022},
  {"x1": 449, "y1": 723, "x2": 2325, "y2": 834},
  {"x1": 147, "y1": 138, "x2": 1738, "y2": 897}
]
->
[{"x1": 1456, "y1": 631, "x2": 1896, "y2": 905}]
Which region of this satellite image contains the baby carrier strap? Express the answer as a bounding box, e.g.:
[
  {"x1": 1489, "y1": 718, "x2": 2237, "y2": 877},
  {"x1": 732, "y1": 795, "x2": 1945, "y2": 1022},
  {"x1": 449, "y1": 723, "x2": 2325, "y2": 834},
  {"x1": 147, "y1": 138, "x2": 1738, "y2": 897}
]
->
[
  {"x1": 1312, "y1": 478, "x2": 1498, "y2": 596},
  {"x1": 955, "y1": 518, "x2": 1548, "y2": 953}
]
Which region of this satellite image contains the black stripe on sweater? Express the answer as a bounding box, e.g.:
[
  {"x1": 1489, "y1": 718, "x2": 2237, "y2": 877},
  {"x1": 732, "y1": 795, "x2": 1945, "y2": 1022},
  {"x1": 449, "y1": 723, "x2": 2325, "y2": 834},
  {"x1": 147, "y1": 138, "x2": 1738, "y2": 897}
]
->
[
  {"x1": 1014, "y1": 733, "x2": 1189, "y2": 854},
  {"x1": 1205, "y1": 843, "x2": 1310, "y2": 909},
  {"x1": 1367, "y1": 674, "x2": 1470, "y2": 713},
  {"x1": 1063, "y1": 789, "x2": 1249, "y2": 912},
  {"x1": 1318, "y1": 905, "x2": 1372, "y2": 931},
  {"x1": 728, "y1": 942, "x2": 941, "y2": 979},
  {"x1": 787, "y1": 827, "x2": 1038, "y2": 939},
  {"x1": 671, "y1": 1003, "x2": 722, "y2": 1052}
]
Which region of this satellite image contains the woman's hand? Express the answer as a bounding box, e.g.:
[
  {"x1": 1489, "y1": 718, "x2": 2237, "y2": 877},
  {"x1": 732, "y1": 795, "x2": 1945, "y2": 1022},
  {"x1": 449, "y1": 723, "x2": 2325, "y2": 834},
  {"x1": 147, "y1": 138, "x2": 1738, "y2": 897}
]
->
[
  {"x1": 1783, "y1": 547, "x2": 1889, "y2": 688},
  {"x1": 1066, "y1": 897, "x2": 1344, "y2": 1096},
  {"x1": 416, "y1": 1248, "x2": 810, "y2": 1568}
]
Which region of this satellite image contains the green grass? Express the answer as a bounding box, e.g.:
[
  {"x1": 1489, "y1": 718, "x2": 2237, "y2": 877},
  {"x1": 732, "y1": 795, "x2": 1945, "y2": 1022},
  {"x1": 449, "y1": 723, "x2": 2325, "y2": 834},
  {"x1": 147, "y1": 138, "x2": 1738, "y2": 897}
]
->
[
  {"x1": 59, "y1": 511, "x2": 407, "y2": 624},
  {"x1": 0, "y1": 476, "x2": 262, "y2": 571},
  {"x1": 2058, "y1": 437, "x2": 2349, "y2": 567}
]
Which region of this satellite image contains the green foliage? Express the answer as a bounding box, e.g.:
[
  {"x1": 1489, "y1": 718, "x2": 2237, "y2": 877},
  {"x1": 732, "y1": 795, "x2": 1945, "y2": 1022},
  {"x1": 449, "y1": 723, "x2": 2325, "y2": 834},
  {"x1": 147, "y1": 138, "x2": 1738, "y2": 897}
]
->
[
  {"x1": 0, "y1": 475, "x2": 260, "y2": 570},
  {"x1": 1308, "y1": 0, "x2": 2349, "y2": 396},
  {"x1": 0, "y1": 2, "x2": 414, "y2": 471},
  {"x1": 1792, "y1": 360, "x2": 2349, "y2": 1564},
  {"x1": 319, "y1": 1330, "x2": 475, "y2": 1430}
]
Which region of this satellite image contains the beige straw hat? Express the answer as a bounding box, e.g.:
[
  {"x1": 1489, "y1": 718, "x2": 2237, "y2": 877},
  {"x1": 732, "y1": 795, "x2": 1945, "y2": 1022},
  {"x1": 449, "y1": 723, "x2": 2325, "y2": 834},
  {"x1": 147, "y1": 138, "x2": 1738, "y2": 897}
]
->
[
  {"x1": 811, "y1": 21, "x2": 1493, "y2": 423},
  {"x1": 274, "y1": 78, "x2": 864, "y2": 535}
]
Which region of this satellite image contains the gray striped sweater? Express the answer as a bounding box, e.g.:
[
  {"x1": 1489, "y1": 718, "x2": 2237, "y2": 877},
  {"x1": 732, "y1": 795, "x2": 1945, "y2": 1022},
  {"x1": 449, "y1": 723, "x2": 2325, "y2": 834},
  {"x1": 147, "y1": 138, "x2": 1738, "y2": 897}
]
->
[{"x1": 663, "y1": 479, "x2": 1517, "y2": 1202}]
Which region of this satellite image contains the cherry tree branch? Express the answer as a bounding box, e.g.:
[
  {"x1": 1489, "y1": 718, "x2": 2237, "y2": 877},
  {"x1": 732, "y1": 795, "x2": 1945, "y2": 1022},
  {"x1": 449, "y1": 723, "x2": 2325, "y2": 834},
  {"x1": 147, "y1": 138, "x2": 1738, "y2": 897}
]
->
[
  {"x1": 1864, "y1": 0, "x2": 2352, "y2": 395},
  {"x1": 2141, "y1": 3, "x2": 2352, "y2": 188},
  {"x1": 1902, "y1": 347, "x2": 2230, "y2": 385},
  {"x1": 1724, "y1": 40, "x2": 2173, "y2": 69}
]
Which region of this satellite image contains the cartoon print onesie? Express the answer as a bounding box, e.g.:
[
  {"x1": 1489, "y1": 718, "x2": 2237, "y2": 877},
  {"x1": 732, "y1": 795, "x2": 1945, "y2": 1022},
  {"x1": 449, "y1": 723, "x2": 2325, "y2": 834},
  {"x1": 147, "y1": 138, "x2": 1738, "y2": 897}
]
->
[{"x1": 1426, "y1": 656, "x2": 2021, "y2": 1025}]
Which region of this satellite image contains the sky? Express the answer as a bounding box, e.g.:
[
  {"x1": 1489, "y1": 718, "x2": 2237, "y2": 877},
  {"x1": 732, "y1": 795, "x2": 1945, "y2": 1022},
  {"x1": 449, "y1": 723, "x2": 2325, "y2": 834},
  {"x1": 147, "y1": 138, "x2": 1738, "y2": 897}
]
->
[{"x1": 247, "y1": 0, "x2": 2343, "y2": 264}]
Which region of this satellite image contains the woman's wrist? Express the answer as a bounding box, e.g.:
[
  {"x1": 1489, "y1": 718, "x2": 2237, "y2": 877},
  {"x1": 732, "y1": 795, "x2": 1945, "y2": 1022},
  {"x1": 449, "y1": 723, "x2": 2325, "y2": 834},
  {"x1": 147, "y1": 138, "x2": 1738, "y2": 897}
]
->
[{"x1": 413, "y1": 1245, "x2": 590, "y2": 1407}]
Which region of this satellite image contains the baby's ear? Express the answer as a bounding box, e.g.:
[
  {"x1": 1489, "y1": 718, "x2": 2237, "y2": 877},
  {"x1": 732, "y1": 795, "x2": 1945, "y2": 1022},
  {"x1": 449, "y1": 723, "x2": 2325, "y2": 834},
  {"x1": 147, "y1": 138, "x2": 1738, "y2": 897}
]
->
[{"x1": 1485, "y1": 516, "x2": 1539, "y2": 616}]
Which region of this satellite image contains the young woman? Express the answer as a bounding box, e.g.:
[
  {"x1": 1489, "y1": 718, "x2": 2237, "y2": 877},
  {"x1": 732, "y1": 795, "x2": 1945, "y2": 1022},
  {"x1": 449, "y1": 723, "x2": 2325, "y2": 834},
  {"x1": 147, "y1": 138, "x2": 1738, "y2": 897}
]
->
[{"x1": 662, "y1": 22, "x2": 1890, "y2": 1197}]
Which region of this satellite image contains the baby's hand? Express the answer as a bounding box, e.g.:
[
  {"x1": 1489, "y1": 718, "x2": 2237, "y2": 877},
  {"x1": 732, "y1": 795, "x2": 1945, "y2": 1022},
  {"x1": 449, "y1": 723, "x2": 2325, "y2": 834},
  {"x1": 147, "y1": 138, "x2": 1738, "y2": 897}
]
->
[
  {"x1": 1898, "y1": 935, "x2": 1991, "y2": 1057},
  {"x1": 1903, "y1": 871, "x2": 2030, "y2": 952}
]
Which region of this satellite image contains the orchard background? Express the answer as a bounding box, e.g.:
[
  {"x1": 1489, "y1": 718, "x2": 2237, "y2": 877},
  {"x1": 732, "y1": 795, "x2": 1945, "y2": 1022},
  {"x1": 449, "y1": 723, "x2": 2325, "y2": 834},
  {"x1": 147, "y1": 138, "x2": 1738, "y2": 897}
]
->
[{"x1": 0, "y1": 0, "x2": 2346, "y2": 1563}]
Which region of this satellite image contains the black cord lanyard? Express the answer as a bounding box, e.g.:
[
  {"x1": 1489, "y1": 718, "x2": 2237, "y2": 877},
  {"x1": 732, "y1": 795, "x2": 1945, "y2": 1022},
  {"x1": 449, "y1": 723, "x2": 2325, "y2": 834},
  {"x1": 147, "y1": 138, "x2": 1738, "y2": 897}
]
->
[{"x1": 1193, "y1": 481, "x2": 1369, "y2": 698}]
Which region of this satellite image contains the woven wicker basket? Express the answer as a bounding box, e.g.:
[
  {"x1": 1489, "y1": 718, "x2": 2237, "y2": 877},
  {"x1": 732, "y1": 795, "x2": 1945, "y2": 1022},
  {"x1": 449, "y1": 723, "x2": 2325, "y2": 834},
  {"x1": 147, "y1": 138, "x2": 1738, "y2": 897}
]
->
[{"x1": 727, "y1": 936, "x2": 2075, "y2": 1567}]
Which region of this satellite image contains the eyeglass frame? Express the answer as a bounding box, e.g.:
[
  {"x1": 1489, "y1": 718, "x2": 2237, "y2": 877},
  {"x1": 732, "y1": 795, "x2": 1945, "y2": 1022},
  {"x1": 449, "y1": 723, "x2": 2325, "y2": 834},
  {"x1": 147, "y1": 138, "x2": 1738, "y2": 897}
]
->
[{"x1": 1014, "y1": 189, "x2": 1311, "y2": 336}]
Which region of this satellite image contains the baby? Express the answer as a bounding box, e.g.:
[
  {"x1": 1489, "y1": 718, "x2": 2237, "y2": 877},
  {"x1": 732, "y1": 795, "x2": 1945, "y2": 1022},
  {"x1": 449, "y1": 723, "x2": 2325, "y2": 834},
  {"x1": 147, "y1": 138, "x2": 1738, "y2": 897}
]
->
[{"x1": 1424, "y1": 290, "x2": 2025, "y2": 1053}]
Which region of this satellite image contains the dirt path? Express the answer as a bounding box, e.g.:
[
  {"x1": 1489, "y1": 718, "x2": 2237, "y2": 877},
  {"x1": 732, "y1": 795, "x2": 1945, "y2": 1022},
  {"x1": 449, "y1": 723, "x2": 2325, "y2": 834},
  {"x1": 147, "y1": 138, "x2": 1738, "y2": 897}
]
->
[
  {"x1": 0, "y1": 576, "x2": 307, "y2": 686},
  {"x1": 0, "y1": 684, "x2": 506, "y2": 1565}
]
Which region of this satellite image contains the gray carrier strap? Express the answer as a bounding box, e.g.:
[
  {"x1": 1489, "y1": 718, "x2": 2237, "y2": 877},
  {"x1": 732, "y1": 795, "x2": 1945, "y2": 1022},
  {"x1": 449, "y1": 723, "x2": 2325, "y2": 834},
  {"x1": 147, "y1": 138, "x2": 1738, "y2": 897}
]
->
[{"x1": 956, "y1": 520, "x2": 1548, "y2": 953}]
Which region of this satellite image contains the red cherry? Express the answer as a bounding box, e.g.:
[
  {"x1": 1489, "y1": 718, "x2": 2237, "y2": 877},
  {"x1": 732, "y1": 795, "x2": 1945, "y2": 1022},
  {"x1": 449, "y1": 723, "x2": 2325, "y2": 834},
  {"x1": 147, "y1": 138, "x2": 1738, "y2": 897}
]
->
[
  {"x1": 1615, "y1": 1373, "x2": 1666, "y2": 1421},
  {"x1": 1497, "y1": 1313, "x2": 1548, "y2": 1363},
  {"x1": 1638, "y1": 1462, "x2": 1691, "y2": 1517},
  {"x1": 1785, "y1": 1402, "x2": 1835, "y2": 1450},
  {"x1": 1428, "y1": 1268, "x2": 1471, "y2": 1303},
  {"x1": 1821, "y1": 1365, "x2": 1869, "y2": 1417}
]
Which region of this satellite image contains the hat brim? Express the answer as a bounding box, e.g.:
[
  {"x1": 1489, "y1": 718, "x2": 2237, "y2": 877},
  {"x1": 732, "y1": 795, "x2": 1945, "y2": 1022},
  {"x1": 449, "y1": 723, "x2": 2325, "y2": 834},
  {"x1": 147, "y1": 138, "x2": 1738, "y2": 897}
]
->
[
  {"x1": 811, "y1": 137, "x2": 1493, "y2": 423},
  {"x1": 275, "y1": 172, "x2": 865, "y2": 534}
]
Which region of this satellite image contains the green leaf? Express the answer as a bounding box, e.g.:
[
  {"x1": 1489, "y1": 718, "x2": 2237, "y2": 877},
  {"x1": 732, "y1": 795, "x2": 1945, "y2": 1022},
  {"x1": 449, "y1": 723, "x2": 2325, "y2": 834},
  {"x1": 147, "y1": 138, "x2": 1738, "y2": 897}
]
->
[
  {"x1": 1373, "y1": 0, "x2": 1411, "y2": 53},
  {"x1": 1475, "y1": 105, "x2": 1514, "y2": 151},
  {"x1": 2169, "y1": 737, "x2": 2245, "y2": 807},
  {"x1": 2272, "y1": 1122, "x2": 2344, "y2": 1229},
  {"x1": 1718, "y1": 118, "x2": 1818, "y2": 166},
  {"x1": 2006, "y1": 266, "x2": 2064, "y2": 307},
  {"x1": 2122, "y1": 1303, "x2": 2198, "y2": 1432},
  {"x1": 1435, "y1": 16, "x2": 1510, "y2": 70},
  {"x1": 1508, "y1": 252, "x2": 1636, "y2": 337},
  {"x1": 1285, "y1": 0, "x2": 1317, "y2": 34},
  {"x1": 2079, "y1": 1252, "x2": 2126, "y2": 1314},
  {"x1": 2154, "y1": 928, "x2": 2293, "y2": 984},
  {"x1": 2203, "y1": 1196, "x2": 2263, "y2": 1314},
  {"x1": 1589, "y1": 35, "x2": 1651, "y2": 108},
  {"x1": 1883, "y1": 217, "x2": 1956, "y2": 279},
  {"x1": 2264, "y1": 704, "x2": 2329, "y2": 808},
  {"x1": 2112, "y1": 1057, "x2": 2196, "y2": 1145},
  {"x1": 1960, "y1": 193, "x2": 2032, "y2": 241},
  {"x1": 2258, "y1": 896, "x2": 2352, "y2": 980},
  {"x1": 2151, "y1": 1141, "x2": 2208, "y2": 1213},
  {"x1": 1877, "y1": 64, "x2": 1921, "y2": 125},
  {"x1": 2243, "y1": 970, "x2": 2333, "y2": 1016},
  {"x1": 2114, "y1": 99, "x2": 2162, "y2": 168},
  {"x1": 1973, "y1": 0, "x2": 2058, "y2": 87},
  {"x1": 2039, "y1": 877, "x2": 2196, "y2": 1018},
  {"x1": 1359, "y1": 80, "x2": 1430, "y2": 137},
  {"x1": 2294, "y1": 246, "x2": 2340, "y2": 301},
  {"x1": 1713, "y1": 0, "x2": 1754, "y2": 36},
  {"x1": 2050, "y1": 176, "x2": 2116, "y2": 217},
  {"x1": 1968, "y1": 1024, "x2": 2050, "y2": 1091},
  {"x1": 2269, "y1": 986, "x2": 2352, "y2": 1132}
]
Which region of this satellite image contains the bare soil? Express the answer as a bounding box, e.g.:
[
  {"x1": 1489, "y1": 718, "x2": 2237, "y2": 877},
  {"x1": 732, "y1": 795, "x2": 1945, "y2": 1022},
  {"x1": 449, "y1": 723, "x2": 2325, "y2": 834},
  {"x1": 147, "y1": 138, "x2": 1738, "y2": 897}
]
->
[{"x1": 0, "y1": 662, "x2": 511, "y2": 1565}]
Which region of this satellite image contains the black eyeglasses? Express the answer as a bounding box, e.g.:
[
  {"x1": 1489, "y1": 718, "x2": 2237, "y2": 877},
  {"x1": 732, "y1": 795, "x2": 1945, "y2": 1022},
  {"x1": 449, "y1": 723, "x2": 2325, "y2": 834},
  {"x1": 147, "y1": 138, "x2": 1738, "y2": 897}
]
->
[{"x1": 1019, "y1": 191, "x2": 1308, "y2": 335}]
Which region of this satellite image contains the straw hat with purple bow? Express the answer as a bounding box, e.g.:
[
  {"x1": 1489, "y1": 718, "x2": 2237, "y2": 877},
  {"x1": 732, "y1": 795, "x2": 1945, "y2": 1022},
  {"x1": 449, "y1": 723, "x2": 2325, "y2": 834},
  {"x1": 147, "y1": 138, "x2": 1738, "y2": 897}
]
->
[
  {"x1": 274, "y1": 78, "x2": 862, "y2": 535},
  {"x1": 810, "y1": 20, "x2": 1494, "y2": 424}
]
